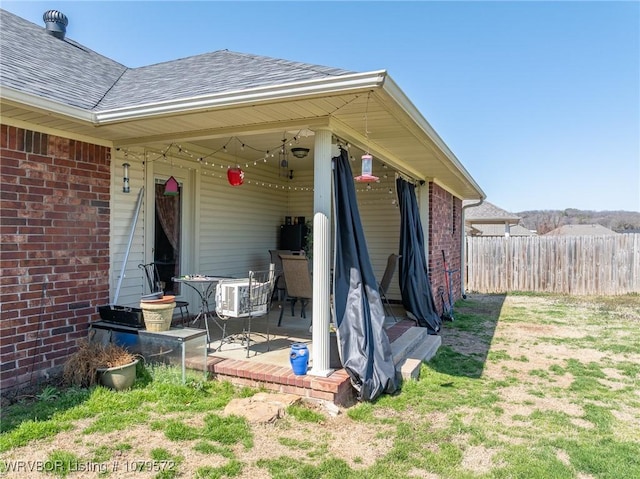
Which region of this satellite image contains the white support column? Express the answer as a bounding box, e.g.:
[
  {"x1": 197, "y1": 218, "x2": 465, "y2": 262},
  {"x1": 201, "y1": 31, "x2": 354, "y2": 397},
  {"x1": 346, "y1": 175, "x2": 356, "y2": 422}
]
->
[{"x1": 309, "y1": 128, "x2": 333, "y2": 377}]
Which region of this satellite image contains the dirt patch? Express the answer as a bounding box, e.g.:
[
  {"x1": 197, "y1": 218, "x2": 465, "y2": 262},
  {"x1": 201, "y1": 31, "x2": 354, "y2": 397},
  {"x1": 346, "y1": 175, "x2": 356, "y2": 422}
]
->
[
  {"x1": 442, "y1": 330, "x2": 489, "y2": 356},
  {"x1": 235, "y1": 412, "x2": 395, "y2": 475},
  {"x1": 461, "y1": 445, "x2": 500, "y2": 473},
  {"x1": 3, "y1": 407, "x2": 398, "y2": 479}
]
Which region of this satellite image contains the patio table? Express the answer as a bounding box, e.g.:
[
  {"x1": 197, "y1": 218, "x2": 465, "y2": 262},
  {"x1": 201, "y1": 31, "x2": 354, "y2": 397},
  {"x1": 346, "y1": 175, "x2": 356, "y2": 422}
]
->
[{"x1": 172, "y1": 275, "x2": 230, "y2": 345}]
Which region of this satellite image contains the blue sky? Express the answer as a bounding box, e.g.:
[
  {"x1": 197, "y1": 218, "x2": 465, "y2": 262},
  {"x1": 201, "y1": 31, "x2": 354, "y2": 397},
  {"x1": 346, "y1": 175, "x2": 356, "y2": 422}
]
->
[{"x1": 3, "y1": 1, "x2": 639, "y2": 212}]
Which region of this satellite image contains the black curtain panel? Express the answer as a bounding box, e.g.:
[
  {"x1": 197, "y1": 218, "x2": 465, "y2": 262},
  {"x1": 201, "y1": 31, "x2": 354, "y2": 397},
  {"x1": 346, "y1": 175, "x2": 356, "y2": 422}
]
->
[
  {"x1": 332, "y1": 148, "x2": 398, "y2": 402},
  {"x1": 396, "y1": 177, "x2": 442, "y2": 334}
]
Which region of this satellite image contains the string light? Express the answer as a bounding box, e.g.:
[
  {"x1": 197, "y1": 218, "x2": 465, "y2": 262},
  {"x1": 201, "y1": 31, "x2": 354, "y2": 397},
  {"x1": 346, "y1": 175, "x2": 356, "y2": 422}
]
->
[{"x1": 116, "y1": 128, "x2": 408, "y2": 198}]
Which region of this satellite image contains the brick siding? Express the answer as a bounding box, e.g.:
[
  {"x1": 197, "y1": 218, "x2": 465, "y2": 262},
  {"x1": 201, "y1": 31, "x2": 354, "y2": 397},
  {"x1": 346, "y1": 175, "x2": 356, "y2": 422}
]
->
[
  {"x1": 0, "y1": 125, "x2": 111, "y2": 392},
  {"x1": 428, "y1": 182, "x2": 462, "y2": 317}
]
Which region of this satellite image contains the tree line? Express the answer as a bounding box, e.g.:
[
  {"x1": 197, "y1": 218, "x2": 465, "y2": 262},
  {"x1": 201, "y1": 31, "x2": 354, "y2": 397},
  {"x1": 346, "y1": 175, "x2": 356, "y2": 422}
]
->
[{"x1": 517, "y1": 209, "x2": 640, "y2": 235}]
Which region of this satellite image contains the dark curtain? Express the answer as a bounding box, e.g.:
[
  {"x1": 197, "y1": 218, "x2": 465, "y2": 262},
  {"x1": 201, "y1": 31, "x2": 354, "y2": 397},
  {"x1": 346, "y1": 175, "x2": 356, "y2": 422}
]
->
[
  {"x1": 333, "y1": 149, "x2": 398, "y2": 402},
  {"x1": 155, "y1": 184, "x2": 181, "y2": 275},
  {"x1": 396, "y1": 177, "x2": 441, "y2": 334}
]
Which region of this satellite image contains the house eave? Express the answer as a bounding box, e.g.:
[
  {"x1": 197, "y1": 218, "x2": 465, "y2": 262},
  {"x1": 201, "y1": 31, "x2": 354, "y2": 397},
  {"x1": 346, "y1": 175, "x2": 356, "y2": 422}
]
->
[
  {"x1": 2, "y1": 68, "x2": 485, "y2": 201},
  {"x1": 380, "y1": 76, "x2": 485, "y2": 200},
  {"x1": 0, "y1": 85, "x2": 95, "y2": 123},
  {"x1": 94, "y1": 70, "x2": 388, "y2": 124}
]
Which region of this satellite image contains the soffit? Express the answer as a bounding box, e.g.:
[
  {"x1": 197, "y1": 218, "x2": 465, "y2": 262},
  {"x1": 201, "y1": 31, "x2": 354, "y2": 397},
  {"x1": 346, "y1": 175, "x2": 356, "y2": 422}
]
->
[{"x1": 0, "y1": 84, "x2": 484, "y2": 200}]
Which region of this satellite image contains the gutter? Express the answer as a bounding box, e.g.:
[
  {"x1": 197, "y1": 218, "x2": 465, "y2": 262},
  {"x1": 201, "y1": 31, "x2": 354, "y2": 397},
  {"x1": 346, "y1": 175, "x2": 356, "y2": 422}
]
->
[
  {"x1": 94, "y1": 70, "x2": 388, "y2": 124},
  {"x1": 2, "y1": 71, "x2": 386, "y2": 126},
  {"x1": 461, "y1": 198, "x2": 484, "y2": 298}
]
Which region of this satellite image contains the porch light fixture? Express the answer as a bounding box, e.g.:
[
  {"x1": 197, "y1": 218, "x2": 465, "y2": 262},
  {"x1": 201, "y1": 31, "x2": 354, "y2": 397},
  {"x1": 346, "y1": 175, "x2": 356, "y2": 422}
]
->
[
  {"x1": 163, "y1": 176, "x2": 179, "y2": 196},
  {"x1": 290, "y1": 147, "x2": 309, "y2": 159},
  {"x1": 122, "y1": 162, "x2": 130, "y2": 193}
]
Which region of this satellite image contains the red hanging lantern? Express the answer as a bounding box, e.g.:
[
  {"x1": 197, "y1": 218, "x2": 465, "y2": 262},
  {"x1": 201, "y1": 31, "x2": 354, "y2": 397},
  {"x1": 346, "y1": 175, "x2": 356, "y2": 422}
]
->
[
  {"x1": 227, "y1": 166, "x2": 244, "y2": 186},
  {"x1": 354, "y1": 154, "x2": 379, "y2": 183}
]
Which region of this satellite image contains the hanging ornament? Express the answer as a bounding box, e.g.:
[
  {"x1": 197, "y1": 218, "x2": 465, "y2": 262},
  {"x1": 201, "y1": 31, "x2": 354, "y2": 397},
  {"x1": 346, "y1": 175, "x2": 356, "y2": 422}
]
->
[
  {"x1": 227, "y1": 166, "x2": 244, "y2": 186},
  {"x1": 163, "y1": 176, "x2": 179, "y2": 196},
  {"x1": 355, "y1": 92, "x2": 379, "y2": 183},
  {"x1": 354, "y1": 153, "x2": 379, "y2": 183}
]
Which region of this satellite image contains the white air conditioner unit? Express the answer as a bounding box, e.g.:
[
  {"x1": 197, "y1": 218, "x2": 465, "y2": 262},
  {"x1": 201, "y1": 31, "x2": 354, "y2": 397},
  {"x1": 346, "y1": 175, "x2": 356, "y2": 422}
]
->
[{"x1": 215, "y1": 279, "x2": 268, "y2": 318}]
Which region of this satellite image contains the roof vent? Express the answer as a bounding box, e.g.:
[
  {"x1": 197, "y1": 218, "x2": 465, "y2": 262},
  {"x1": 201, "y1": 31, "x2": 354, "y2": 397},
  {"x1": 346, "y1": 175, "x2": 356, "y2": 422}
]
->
[{"x1": 43, "y1": 10, "x2": 68, "y2": 40}]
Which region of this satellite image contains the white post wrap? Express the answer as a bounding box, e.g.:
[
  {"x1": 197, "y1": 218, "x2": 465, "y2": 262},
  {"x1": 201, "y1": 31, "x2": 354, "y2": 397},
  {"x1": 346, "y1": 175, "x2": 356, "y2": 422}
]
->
[{"x1": 309, "y1": 128, "x2": 333, "y2": 376}]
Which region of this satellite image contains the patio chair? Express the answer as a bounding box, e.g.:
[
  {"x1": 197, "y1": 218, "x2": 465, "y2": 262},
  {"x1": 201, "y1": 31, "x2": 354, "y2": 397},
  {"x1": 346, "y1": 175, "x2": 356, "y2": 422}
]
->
[
  {"x1": 378, "y1": 253, "x2": 400, "y2": 322},
  {"x1": 278, "y1": 254, "x2": 313, "y2": 327},
  {"x1": 269, "y1": 249, "x2": 292, "y2": 302},
  {"x1": 138, "y1": 263, "x2": 189, "y2": 324},
  {"x1": 214, "y1": 264, "x2": 275, "y2": 357}
]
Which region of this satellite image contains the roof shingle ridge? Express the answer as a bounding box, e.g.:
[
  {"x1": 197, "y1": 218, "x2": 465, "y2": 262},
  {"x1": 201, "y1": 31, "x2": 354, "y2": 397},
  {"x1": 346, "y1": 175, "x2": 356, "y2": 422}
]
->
[{"x1": 129, "y1": 48, "x2": 352, "y2": 76}]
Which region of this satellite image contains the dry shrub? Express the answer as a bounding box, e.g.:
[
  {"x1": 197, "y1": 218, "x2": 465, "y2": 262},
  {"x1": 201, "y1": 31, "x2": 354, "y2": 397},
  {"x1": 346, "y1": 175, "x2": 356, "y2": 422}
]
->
[{"x1": 63, "y1": 338, "x2": 137, "y2": 387}]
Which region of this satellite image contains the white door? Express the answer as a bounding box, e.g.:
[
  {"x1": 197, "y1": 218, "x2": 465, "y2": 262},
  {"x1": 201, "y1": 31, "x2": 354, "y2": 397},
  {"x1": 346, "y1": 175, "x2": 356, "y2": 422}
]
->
[{"x1": 146, "y1": 163, "x2": 195, "y2": 304}]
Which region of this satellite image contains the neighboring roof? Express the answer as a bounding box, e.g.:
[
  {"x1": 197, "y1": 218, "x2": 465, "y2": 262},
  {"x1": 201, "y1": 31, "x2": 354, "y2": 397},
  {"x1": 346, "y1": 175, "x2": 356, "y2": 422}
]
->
[
  {"x1": 463, "y1": 200, "x2": 520, "y2": 224},
  {"x1": 0, "y1": 8, "x2": 485, "y2": 201},
  {"x1": 469, "y1": 224, "x2": 536, "y2": 237},
  {"x1": 544, "y1": 224, "x2": 619, "y2": 236}
]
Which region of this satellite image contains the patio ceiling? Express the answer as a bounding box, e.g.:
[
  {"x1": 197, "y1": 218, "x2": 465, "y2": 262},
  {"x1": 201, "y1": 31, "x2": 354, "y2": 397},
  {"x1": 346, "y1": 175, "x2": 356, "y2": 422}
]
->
[{"x1": 1, "y1": 71, "x2": 484, "y2": 200}]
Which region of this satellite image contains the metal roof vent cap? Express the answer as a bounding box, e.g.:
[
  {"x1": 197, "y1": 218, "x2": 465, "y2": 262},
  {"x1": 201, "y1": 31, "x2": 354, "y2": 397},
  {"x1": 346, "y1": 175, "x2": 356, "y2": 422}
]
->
[{"x1": 43, "y1": 10, "x2": 68, "y2": 40}]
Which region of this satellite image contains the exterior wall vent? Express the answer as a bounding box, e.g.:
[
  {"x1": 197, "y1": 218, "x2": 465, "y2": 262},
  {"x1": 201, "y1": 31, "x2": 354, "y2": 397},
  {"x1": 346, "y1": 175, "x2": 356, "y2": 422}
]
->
[{"x1": 43, "y1": 10, "x2": 68, "y2": 40}]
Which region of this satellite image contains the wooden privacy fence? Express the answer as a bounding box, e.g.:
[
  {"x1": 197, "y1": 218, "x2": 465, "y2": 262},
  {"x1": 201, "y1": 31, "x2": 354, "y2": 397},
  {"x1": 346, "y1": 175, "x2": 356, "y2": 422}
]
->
[{"x1": 466, "y1": 234, "x2": 640, "y2": 295}]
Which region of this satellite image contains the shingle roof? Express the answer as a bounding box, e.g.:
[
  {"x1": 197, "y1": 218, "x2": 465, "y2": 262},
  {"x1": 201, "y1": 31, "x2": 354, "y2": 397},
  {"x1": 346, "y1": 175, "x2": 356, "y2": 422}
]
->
[
  {"x1": 99, "y1": 50, "x2": 352, "y2": 110},
  {"x1": 0, "y1": 9, "x2": 353, "y2": 112},
  {"x1": 544, "y1": 224, "x2": 619, "y2": 236},
  {"x1": 469, "y1": 224, "x2": 536, "y2": 236},
  {"x1": 463, "y1": 200, "x2": 520, "y2": 222},
  {"x1": 0, "y1": 9, "x2": 126, "y2": 110}
]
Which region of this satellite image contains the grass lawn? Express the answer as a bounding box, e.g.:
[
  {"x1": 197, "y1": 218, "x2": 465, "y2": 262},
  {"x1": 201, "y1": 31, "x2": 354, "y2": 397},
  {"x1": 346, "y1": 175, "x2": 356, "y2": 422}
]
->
[{"x1": 1, "y1": 293, "x2": 639, "y2": 478}]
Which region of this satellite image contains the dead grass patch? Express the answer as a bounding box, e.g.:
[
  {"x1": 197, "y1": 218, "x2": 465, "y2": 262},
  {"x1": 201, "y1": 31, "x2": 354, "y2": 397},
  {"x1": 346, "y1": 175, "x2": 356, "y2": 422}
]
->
[{"x1": 461, "y1": 444, "x2": 498, "y2": 473}]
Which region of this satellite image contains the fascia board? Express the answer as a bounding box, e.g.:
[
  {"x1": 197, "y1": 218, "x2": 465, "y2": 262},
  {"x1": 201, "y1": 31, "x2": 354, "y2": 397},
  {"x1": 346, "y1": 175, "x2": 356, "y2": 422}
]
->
[
  {"x1": 381, "y1": 75, "x2": 486, "y2": 200},
  {"x1": 95, "y1": 71, "x2": 388, "y2": 124},
  {"x1": 0, "y1": 86, "x2": 95, "y2": 123}
]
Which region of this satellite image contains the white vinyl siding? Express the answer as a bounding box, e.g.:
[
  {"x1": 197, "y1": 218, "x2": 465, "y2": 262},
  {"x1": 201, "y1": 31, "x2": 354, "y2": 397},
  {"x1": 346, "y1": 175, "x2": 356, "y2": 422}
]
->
[
  {"x1": 356, "y1": 164, "x2": 403, "y2": 300},
  {"x1": 109, "y1": 151, "x2": 410, "y2": 307},
  {"x1": 109, "y1": 150, "x2": 147, "y2": 307}
]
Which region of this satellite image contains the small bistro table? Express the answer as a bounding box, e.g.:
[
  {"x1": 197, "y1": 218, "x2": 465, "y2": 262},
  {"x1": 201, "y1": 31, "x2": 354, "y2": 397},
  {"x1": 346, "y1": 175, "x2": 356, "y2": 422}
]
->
[{"x1": 172, "y1": 275, "x2": 229, "y2": 344}]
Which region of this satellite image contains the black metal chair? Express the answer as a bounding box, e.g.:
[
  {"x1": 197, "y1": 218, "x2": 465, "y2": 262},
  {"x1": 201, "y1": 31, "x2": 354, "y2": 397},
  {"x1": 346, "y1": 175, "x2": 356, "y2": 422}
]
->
[{"x1": 138, "y1": 263, "x2": 190, "y2": 325}]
